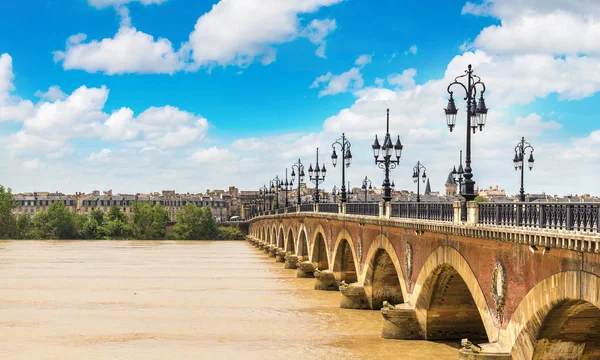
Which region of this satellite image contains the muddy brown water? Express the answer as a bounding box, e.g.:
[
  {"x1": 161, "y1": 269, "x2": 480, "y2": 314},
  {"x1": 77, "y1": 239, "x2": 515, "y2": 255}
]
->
[{"x1": 0, "y1": 240, "x2": 458, "y2": 359}]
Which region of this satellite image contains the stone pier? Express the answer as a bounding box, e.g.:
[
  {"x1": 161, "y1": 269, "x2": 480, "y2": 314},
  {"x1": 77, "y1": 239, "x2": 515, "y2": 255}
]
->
[
  {"x1": 339, "y1": 282, "x2": 369, "y2": 309},
  {"x1": 381, "y1": 303, "x2": 424, "y2": 340},
  {"x1": 314, "y1": 270, "x2": 338, "y2": 291},
  {"x1": 275, "y1": 249, "x2": 286, "y2": 263},
  {"x1": 296, "y1": 261, "x2": 315, "y2": 278},
  {"x1": 284, "y1": 254, "x2": 298, "y2": 269}
]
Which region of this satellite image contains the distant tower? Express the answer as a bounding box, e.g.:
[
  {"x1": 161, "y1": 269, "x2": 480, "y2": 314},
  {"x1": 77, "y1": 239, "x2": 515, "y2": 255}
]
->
[
  {"x1": 445, "y1": 169, "x2": 457, "y2": 196},
  {"x1": 425, "y1": 178, "x2": 431, "y2": 195}
]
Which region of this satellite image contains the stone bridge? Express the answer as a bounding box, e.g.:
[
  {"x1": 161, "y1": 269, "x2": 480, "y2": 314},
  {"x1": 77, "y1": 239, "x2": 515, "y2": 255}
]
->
[{"x1": 246, "y1": 203, "x2": 600, "y2": 360}]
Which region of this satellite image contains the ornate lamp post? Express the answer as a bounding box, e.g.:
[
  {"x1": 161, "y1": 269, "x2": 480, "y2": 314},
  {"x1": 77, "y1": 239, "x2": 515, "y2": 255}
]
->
[
  {"x1": 444, "y1": 64, "x2": 489, "y2": 202},
  {"x1": 331, "y1": 185, "x2": 339, "y2": 203},
  {"x1": 513, "y1": 137, "x2": 535, "y2": 202},
  {"x1": 331, "y1": 133, "x2": 352, "y2": 202},
  {"x1": 452, "y1": 150, "x2": 465, "y2": 195},
  {"x1": 259, "y1": 185, "x2": 269, "y2": 213},
  {"x1": 412, "y1": 161, "x2": 427, "y2": 202},
  {"x1": 308, "y1": 148, "x2": 326, "y2": 203},
  {"x1": 281, "y1": 169, "x2": 293, "y2": 207},
  {"x1": 372, "y1": 109, "x2": 403, "y2": 203},
  {"x1": 270, "y1": 176, "x2": 281, "y2": 209},
  {"x1": 361, "y1": 176, "x2": 372, "y2": 202},
  {"x1": 290, "y1": 159, "x2": 305, "y2": 205}
]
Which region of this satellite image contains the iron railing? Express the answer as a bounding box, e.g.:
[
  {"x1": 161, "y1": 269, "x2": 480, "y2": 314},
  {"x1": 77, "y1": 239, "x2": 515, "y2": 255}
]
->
[
  {"x1": 478, "y1": 202, "x2": 600, "y2": 232},
  {"x1": 391, "y1": 202, "x2": 454, "y2": 222},
  {"x1": 286, "y1": 205, "x2": 297, "y2": 213},
  {"x1": 346, "y1": 202, "x2": 379, "y2": 216},
  {"x1": 300, "y1": 204, "x2": 314, "y2": 212},
  {"x1": 319, "y1": 203, "x2": 339, "y2": 213}
]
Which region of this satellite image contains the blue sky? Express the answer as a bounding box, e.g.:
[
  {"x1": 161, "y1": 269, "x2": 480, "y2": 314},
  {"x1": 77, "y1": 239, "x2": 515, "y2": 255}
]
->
[{"x1": 0, "y1": 0, "x2": 599, "y2": 196}]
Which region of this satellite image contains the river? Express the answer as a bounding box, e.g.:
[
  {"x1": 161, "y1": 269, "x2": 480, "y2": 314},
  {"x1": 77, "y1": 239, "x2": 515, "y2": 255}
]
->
[{"x1": 0, "y1": 240, "x2": 458, "y2": 359}]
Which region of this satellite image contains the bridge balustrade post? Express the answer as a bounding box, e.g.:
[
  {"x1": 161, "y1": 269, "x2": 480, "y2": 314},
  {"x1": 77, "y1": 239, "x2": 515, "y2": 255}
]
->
[
  {"x1": 379, "y1": 202, "x2": 384, "y2": 218},
  {"x1": 295, "y1": 205, "x2": 300, "y2": 213},
  {"x1": 342, "y1": 203, "x2": 347, "y2": 215},
  {"x1": 314, "y1": 203, "x2": 319, "y2": 213},
  {"x1": 597, "y1": 206, "x2": 600, "y2": 233},
  {"x1": 566, "y1": 204, "x2": 573, "y2": 231},
  {"x1": 516, "y1": 203, "x2": 522, "y2": 226},
  {"x1": 466, "y1": 201, "x2": 479, "y2": 225},
  {"x1": 453, "y1": 201, "x2": 462, "y2": 224},
  {"x1": 538, "y1": 204, "x2": 545, "y2": 229},
  {"x1": 385, "y1": 202, "x2": 392, "y2": 219}
]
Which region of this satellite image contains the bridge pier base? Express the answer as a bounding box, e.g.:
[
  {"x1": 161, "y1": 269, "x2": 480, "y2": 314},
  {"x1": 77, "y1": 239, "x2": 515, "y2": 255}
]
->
[
  {"x1": 275, "y1": 249, "x2": 286, "y2": 262},
  {"x1": 284, "y1": 254, "x2": 298, "y2": 269},
  {"x1": 339, "y1": 282, "x2": 370, "y2": 309},
  {"x1": 381, "y1": 304, "x2": 424, "y2": 340},
  {"x1": 264, "y1": 245, "x2": 273, "y2": 255},
  {"x1": 458, "y1": 343, "x2": 511, "y2": 360},
  {"x1": 268, "y1": 246, "x2": 278, "y2": 258},
  {"x1": 296, "y1": 261, "x2": 315, "y2": 278},
  {"x1": 314, "y1": 270, "x2": 338, "y2": 291},
  {"x1": 258, "y1": 242, "x2": 265, "y2": 250}
]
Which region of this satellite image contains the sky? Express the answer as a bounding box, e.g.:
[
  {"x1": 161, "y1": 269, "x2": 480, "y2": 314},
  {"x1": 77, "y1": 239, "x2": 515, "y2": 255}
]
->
[{"x1": 0, "y1": 0, "x2": 599, "y2": 196}]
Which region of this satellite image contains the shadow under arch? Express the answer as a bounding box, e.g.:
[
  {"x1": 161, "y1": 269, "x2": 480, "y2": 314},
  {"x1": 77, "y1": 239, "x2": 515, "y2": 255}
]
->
[
  {"x1": 296, "y1": 226, "x2": 309, "y2": 259},
  {"x1": 505, "y1": 271, "x2": 600, "y2": 360},
  {"x1": 331, "y1": 229, "x2": 359, "y2": 284},
  {"x1": 310, "y1": 225, "x2": 329, "y2": 270},
  {"x1": 412, "y1": 245, "x2": 496, "y2": 342},
  {"x1": 285, "y1": 227, "x2": 295, "y2": 254},
  {"x1": 360, "y1": 234, "x2": 407, "y2": 310},
  {"x1": 277, "y1": 224, "x2": 285, "y2": 249},
  {"x1": 271, "y1": 224, "x2": 277, "y2": 245}
]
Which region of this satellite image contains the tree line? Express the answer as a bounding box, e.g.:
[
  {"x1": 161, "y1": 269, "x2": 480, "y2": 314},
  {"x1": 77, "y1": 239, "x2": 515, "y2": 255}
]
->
[{"x1": 0, "y1": 186, "x2": 243, "y2": 240}]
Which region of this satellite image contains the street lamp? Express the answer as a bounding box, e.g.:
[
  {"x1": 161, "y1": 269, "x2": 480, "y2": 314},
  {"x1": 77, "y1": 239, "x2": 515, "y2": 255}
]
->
[
  {"x1": 372, "y1": 109, "x2": 403, "y2": 203},
  {"x1": 412, "y1": 161, "x2": 427, "y2": 202},
  {"x1": 513, "y1": 137, "x2": 535, "y2": 202},
  {"x1": 451, "y1": 150, "x2": 465, "y2": 195},
  {"x1": 331, "y1": 133, "x2": 352, "y2": 203},
  {"x1": 331, "y1": 185, "x2": 339, "y2": 203},
  {"x1": 259, "y1": 185, "x2": 269, "y2": 213},
  {"x1": 270, "y1": 176, "x2": 281, "y2": 209},
  {"x1": 361, "y1": 176, "x2": 373, "y2": 202},
  {"x1": 290, "y1": 159, "x2": 305, "y2": 205},
  {"x1": 445, "y1": 64, "x2": 489, "y2": 202},
  {"x1": 309, "y1": 148, "x2": 326, "y2": 203},
  {"x1": 281, "y1": 169, "x2": 294, "y2": 207}
]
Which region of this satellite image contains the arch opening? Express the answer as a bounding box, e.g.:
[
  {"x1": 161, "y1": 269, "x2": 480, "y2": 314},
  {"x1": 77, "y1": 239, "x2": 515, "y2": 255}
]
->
[
  {"x1": 286, "y1": 229, "x2": 295, "y2": 254},
  {"x1": 297, "y1": 230, "x2": 308, "y2": 258},
  {"x1": 367, "y1": 249, "x2": 403, "y2": 310},
  {"x1": 333, "y1": 239, "x2": 357, "y2": 284},
  {"x1": 311, "y1": 233, "x2": 328, "y2": 270},
  {"x1": 277, "y1": 227, "x2": 284, "y2": 249},
  {"x1": 531, "y1": 299, "x2": 600, "y2": 359},
  {"x1": 419, "y1": 264, "x2": 487, "y2": 341}
]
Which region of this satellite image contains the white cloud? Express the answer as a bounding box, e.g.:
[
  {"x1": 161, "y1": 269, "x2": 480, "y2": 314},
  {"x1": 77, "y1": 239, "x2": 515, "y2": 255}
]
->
[
  {"x1": 191, "y1": 147, "x2": 236, "y2": 164},
  {"x1": 314, "y1": 67, "x2": 364, "y2": 97},
  {"x1": 405, "y1": 45, "x2": 417, "y2": 55},
  {"x1": 374, "y1": 77, "x2": 385, "y2": 87},
  {"x1": 301, "y1": 18, "x2": 337, "y2": 58},
  {"x1": 0, "y1": 53, "x2": 34, "y2": 122},
  {"x1": 387, "y1": 68, "x2": 417, "y2": 89},
  {"x1": 22, "y1": 159, "x2": 44, "y2": 170},
  {"x1": 355, "y1": 54, "x2": 372, "y2": 67},
  {"x1": 34, "y1": 86, "x2": 67, "y2": 102},
  {"x1": 231, "y1": 138, "x2": 269, "y2": 151},
  {"x1": 136, "y1": 106, "x2": 209, "y2": 149},
  {"x1": 88, "y1": 149, "x2": 112, "y2": 162},
  {"x1": 54, "y1": 27, "x2": 182, "y2": 75},
  {"x1": 102, "y1": 107, "x2": 138, "y2": 141},
  {"x1": 87, "y1": 0, "x2": 167, "y2": 9},
  {"x1": 184, "y1": 0, "x2": 342, "y2": 69}
]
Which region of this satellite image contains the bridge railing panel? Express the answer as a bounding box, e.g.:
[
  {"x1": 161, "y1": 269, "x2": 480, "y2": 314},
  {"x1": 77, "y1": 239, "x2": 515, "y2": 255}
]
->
[
  {"x1": 478, "y1": 202, "x2": 600, "y2": 233},
  {"x1": 285, "y1": 206, "x2": 297, "y2": 213},
  {"x1": 299, "y1": 204, "x2": 314, "y2": 212},
  {"x1": 345, "y1": 203, "x2": 379, "y2": 216},
  {"x1": 391, "y1": 202, "x2": 453, "y2": 222},
  {"x1": 318, "y1": 203, "x2": 339, "y2": 214}
]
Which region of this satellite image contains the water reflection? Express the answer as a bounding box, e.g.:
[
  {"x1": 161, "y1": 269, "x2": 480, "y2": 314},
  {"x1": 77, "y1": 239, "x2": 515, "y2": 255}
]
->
[{"x1": 0, "y1": 240, "x2": 457, "y2": 359}]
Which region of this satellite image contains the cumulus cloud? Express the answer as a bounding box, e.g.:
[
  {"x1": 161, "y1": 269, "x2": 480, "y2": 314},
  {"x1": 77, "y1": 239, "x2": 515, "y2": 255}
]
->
[
  {"x1": 22, "y1": 159, "x2": 44, "y2": 170},
  {"x1": 54, "y1": 27, "x2": 182, "y2": 75},
  {"x1": 88, "y1": 149, "x2": 112, "y2": 162},
  {"x1": 355, "y1": 54, "x2": 372, "y2": 67},
  {"x1": 405, "y1": 45, "x2": 417, "y2": 55},
  {"x1": 87, "y1": 0, "x2": 167, "y2": 9},
  {"x1": 0, "y1": 53, "x2": 34, "y2": 122},
  {"x1": 191, "y1": 147, "x2": 236, "y2": 163},
  {"x1": 183, "y1": 0, "x2": 342, "y2": 69},
  {"x1": 34, "y1": 86, "x2": 68, "y2": 102},
  {"x1": 310, "y1": 55, "x2": 372, "y2": 97},
  {"x1": 301, "y1": 18, "x2": 337, "y2": 58},
  {"x1": 387, "y1": 68, "x2": 417, "y2": 89}
]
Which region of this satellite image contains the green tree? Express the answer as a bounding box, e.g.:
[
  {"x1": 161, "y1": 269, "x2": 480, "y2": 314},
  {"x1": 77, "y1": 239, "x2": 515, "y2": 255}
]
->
[
  {"x1": 217, "y1": 226, "x2": 243, "y2": 240},
  {"x1": 173, "y1": 204, "x2": 219, "y2": 240},
  {"x1": 15, "y1": 214, "x2": 31, "y2": 239},
  {"x1": 90, "y1": 209, "x2": 105, "y2": 225},
  {"x1": 0, "y1": 185, "x2": 17, "y2": 238},
  {"x1": 199, "y1": 205, "x2": 218, "y2": 239},
  {"x1": 108, "y1": 207, "x2": 128, "y2": 223},
  {"x1": 47, "y1": 202, "x2": 78, "y2": 239},
  {"x1": 131, "y1": 202, "x2": 168, "y2": 239},
  {"x1": 83, "y1": 217, "x2": 99, "y2": 239},
  {"x1": 474, "y1": 196, "x2": 488, "y2": 203},
  {"x1": 101, "y1": 219, "x2": 133, "y2": 239}
]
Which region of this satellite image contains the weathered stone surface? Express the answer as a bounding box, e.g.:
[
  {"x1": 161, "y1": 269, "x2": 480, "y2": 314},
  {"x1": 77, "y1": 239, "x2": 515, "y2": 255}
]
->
[
  {"x1": 314, "y1": 270, "x2": 338, "y2": 291},
  {"x1": 264, "y1": 245, "x2": 272, "y2": 254},
  {"x1": 381, "y1": 303, "x2": 424, "y2": 340},
  {"x1": 275, "y1": 249, "x2": 286, "y2": 263},
  {"x1": 268, "y1": 246, "x2": 278, "y2": 258},
  {"x1": 296, "y1": 261, "x2": 315, "y2": 278},
  {"x1": 339, "y1": 282, "x2": 369, "y2": 309},
  {"x1": 458, "y1": 341, "x2": 511, "y2": 360},
  {"x1": 284, "y1": 254, "x2": 298, "y2": 269}
]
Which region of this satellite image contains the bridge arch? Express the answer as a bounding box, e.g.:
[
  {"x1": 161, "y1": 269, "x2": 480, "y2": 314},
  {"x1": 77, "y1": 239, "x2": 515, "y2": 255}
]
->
[
  {"x1": 360, "y1": 234, "x2": 407, "y2": 310},
  {"x1": 505, "y1": 271, "x2": 600, "y2": 359},
  {"x1": 332, "y1": 229, "x2": 359, "y2": 284},
  {"x1": 285, "y1": 226, "x2": 295, "y2": 254},
  {"x1": 277, "y1": 224, "x2": 285, "y2": 249},
  {"x1": 412, "y1": 246, "x2": 496, "y2": 342},
  {"x1": 310, "y1": 225, "x2": 329, "y2": 270},
  {"x1": 296, "y1": 225, "x2": 309, "y2": 259},
  {"x1": 271, "y1": 224, "x2": 277, "y2": 245}
]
